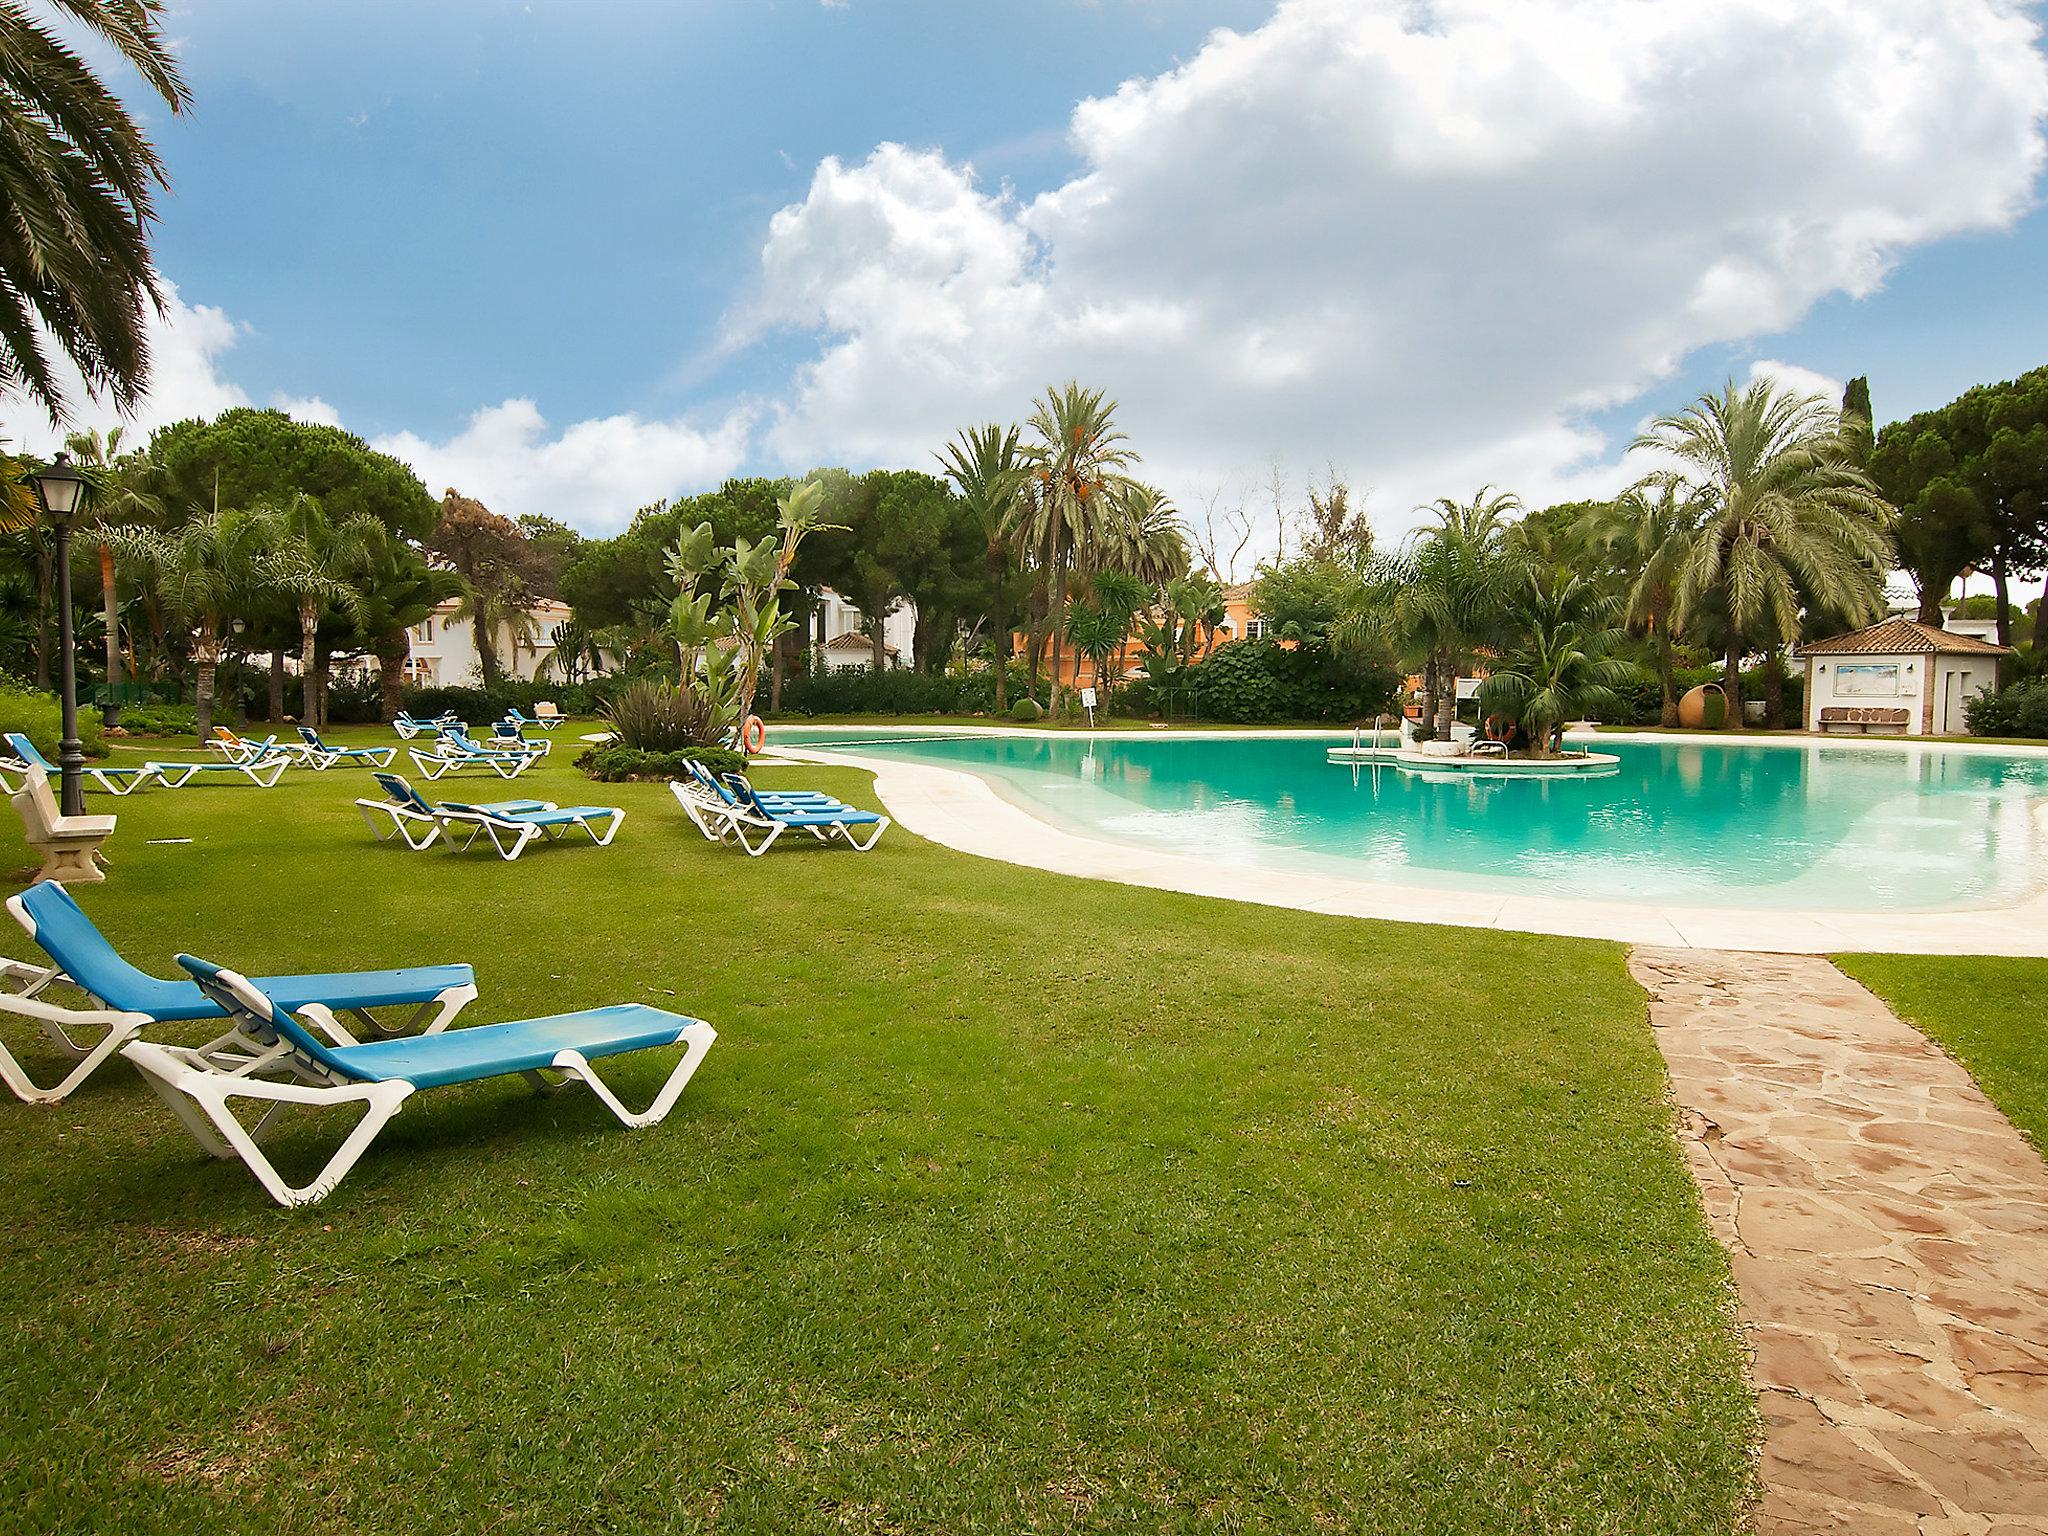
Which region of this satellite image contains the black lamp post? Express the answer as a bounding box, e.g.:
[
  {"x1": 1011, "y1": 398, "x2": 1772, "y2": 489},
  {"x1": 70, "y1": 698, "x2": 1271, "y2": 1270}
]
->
[{"x1": 27, "y1": 452, "x2": 90, "y2": 816}]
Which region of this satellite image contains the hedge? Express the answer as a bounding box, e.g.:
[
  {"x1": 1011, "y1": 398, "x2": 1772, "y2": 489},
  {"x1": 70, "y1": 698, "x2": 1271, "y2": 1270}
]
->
[
  {"x1": 1965, "y1": 679, "x2": 2048, "y2": 738},
  {"x1": 0, "y1": 680, "x2": 106, "y2": 760}
]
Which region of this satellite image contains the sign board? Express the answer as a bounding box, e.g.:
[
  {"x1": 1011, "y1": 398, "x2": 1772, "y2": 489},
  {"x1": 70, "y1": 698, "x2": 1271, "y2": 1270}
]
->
[{"x1": 1080, "y1": 687, "x2": 1098, "y2": 709}]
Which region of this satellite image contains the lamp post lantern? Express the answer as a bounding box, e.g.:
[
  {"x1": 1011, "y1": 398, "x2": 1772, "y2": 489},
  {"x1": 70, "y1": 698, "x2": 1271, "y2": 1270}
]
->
[{"x1": 27, "y1": 452, "x2": 90, "y2": 816}]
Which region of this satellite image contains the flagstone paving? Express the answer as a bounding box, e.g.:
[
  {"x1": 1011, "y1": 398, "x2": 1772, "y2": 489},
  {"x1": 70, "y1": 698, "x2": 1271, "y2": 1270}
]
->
[{"x1": 1631, "y1": 948, "x2": 2048, "y2": 1534}]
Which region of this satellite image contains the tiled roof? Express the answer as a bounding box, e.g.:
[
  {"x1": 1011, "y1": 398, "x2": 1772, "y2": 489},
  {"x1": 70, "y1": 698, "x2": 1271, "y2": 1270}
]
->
[
  {"x1": 1796, "y1": 617, "x2": 2014, "y2": 658},
  {"x1": 824, "y1": 631, "x2": 896, "y2": 654}
]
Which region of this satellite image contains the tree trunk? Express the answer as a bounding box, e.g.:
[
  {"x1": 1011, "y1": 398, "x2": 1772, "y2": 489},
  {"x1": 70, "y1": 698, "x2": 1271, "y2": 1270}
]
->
[
  {"x1": 1723, "y1": 643, "x2": 1743, "y2": 726},
  {"x1": 1917, "y1": 584, "x2": 1945, "y2": 626},
  {"x1": 194, "y1": 625, "x2": 222, "y2": 740},
  {"x1": 374, "y1": 628, "x2": 408, "y2": 722},
  {"x1": 1762, "y1": 651, "x2": 1786, "y2": 730},
  {"x1": 1658, "y1": 634, "x2": 1678, "y2": 728},
  {"x1": 2033, "y1": 569, "x2": 2048, "y2": 652},
  {"x1": 98, "y1": 544, "x2": 120, "y2": 724},
  {"x1": 1990, "y1": 548, "x2": 2011, "y2": 648},
  {"x1": 299, "y1": 607, "x2": 319, "y2": 725},
  {"x1": 1049, "y1": 564, "x2": 1068, "y2": 717},
  {"x1": 770, "y1": 633, "x2": 785, "y2": 713},
  {"x1": 475, "y1": 616, "x2": 500, "y2": 687},
  {"x1": 869, "y1": 609, "x2": 887, "y2": 673},
  {"x1": 315, "y1": 648, "x2": 331, "y2": 729},
  {"x1": 987, "y1": 548, "x2": 1009, "y2": 714},
  {"x1": 1435, "y1": 655, "x2": 1456, "y2": 738},
  {"x1": 268, "y1": 651, "x2": 286, "y2": 724}
]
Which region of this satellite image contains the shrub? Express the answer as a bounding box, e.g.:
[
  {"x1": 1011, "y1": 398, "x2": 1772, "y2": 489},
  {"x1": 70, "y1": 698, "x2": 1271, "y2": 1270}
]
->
[
  {"x1": 1009, "y1": 697, "x2": 1045, "y2": 722},
  {"x1": 0, "y1": 679, "x2": 106, "y2": 759},
  {"x1": 602, "y1": 678, "x2": 724, "y2": 752},
  {"x1": 1966, "y1": 679, "x2": 2048, "y2": 738},
  {"x1": 779, "y1": 666, "x2": 965, "y2": 717},
  {"x1": 1184, "y1": 640, "x2": 1397, "y2": 723},
  {"x1": 575, "y1": 744, "x2": 746, "y2": 782},
  {"x1": 112, "y1": 702, "x2": 198, "y2": 737},
  {"x1": 322, "y1": 671, "x2": 386, "y2": 724}
]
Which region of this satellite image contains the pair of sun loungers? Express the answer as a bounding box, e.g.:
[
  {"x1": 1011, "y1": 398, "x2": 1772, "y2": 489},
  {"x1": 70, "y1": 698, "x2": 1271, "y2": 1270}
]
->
[
  {"x1": 2, "y1": 731, "x2": 291, "y2": 794},
  {"x1": 214, "y1": 725, "x2": 397, "y2": 770},
  {"x1": 357, "y1": 773, "x2": 624, "y2": 860},
  {"x1": 408, "y1": 726, "x2": 545, "y2": 781},
  {"x1": 0, "y1": 881, "x2": 715, "y2": 1206},
  {"x1": 670, "y1": 760, "x2": 889, "y2": 855}
]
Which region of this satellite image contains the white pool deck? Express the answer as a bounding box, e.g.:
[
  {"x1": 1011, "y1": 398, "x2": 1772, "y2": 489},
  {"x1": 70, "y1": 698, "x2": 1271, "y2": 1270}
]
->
[{"x1": 767, "y1": 725, "x2": 2048, "y2": 955}]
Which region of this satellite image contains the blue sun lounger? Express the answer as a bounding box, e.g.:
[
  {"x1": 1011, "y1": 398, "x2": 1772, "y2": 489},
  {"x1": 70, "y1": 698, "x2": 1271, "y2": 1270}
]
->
[
  {"x1": 503, "y1": 707, "x2": 562, "y2": 733},
  {"x1": 0, "y1": 882, "x2": 476, "y2": 1104},
  {"x1": 121, "y1": 957, "x2": 716, "y2": 1206},
  {"x1": 490, "y1": 719, "x2": 550, "y2": 756},
  {"x1": 5, "y1": 732, "x2": 157, "y2": 796},
  {"x1": 296, "y1": 727, "x2": 397, "y2": 769},
  {"x1": 669, "y1": 760, "x2": 838, "y2": 843},
  {"x1": 434, "y1": 800, "x2": 624, "y2": 860},
  {"x1": 673, "y1": 769, "x2": 886, "y2": 856},
  {"x1": 357, "y1": 772, "x2": 550, "y2": 851}
]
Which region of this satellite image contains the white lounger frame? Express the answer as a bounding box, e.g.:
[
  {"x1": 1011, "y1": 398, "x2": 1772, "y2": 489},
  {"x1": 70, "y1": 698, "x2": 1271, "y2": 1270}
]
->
[
  {"x1": 407, "y1": 743, "x2": 535, "y2": 781},
  {"x1": 665, "y1": 780, "x2": 886, "y2": 856},
  {"x1": 124, "y1": 996, "x2": 717, "y2": 1207},
  {"x1": 151, "y1": 754, "x2": 291, "y2": 788},
  {"x1": 436, "y1": 806, "x2": 623, "y2": 861}
]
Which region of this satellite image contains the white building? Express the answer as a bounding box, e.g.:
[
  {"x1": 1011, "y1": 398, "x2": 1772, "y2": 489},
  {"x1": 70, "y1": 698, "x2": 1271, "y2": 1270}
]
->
[
  {"x1": 811, "y1": 588, "x2": 916, "y2": 672},
  {"x1": 402, "y1": 596, "x2": 576, "y2": 686},
  {"x1": 1797, "y1": 617, "x2": 2011, "y2": 736}
]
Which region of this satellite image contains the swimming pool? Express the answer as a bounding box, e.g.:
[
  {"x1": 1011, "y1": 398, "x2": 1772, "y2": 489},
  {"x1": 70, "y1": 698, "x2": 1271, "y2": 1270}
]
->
[{"x1": 771, "y1": 730, "x2": 2048, "y2": 913}]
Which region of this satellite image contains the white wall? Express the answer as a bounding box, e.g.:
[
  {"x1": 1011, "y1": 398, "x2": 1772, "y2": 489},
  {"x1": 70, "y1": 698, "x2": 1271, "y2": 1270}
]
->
[
  {"x1": 404, "y1": 602, "x2": 569, "y2": 686},
  {"x1": 1930, "y1": 657, "x2": 2000, "y2": 734},
  {"x1": 1803, "y1": 652, "x2": 2005, "y2": 735},
  {"x1": 812, "y1": 588, "x2": 917, "y2": 670},
  {"x1": 1805, "y1": 653, "x2": 1921, "y2": 732}
]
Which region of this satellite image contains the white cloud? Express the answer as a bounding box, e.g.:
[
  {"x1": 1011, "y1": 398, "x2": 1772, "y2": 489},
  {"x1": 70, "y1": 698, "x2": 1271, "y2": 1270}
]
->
[
  {"x1": 744, "y1": 0, "x2": 2048, "y2": 537},
  {"x1": 1, "y1": 278, "x2": 253, "y2": 455},
  {"x1": 371, "y1": 399, "x2": 754, "y2": 534},
  {"x1": 0, "y1": 289, "x2": 751, "y2": 538}
]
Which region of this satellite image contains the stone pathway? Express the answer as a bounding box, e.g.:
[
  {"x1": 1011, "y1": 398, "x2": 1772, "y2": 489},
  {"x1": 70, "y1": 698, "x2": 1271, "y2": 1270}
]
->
[{"x1": 1631, "y1": 949, "x2": 2048, "y2": 1534}]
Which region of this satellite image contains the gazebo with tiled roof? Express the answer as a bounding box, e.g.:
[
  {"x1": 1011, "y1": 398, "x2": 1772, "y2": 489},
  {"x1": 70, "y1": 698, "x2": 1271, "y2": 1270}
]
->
[{"x1": 1795, "y1": 617, "x2": 2012, "y2": 736}]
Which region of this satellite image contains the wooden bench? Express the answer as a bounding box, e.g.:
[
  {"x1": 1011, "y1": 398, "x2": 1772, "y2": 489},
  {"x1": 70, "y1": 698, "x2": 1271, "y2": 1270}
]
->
[
  {"x1": 10, "y1": 767, "x2": 115, "y2": 884},
  {"x1": 1818, "y1": 706, "x2": 1911, "y2": 735}
]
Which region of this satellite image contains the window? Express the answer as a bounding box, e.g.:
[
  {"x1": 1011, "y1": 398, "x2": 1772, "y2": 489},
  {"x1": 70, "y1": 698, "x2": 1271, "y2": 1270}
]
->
[{"x1": 1245, "y1": 617, "x2": 1269, "y2": 641}]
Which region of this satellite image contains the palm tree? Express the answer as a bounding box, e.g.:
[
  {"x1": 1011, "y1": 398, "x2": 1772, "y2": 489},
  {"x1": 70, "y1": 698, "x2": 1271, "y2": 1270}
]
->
[
  {"x1": 358, "y1": 551, "x2": 466, "y2": 722},
  {"x1": 937, "y1": 422, "x2": 1029, "y2": 712},
  {"x1": 64, "y1": 425, "x2": 168, "y2": 725},
  {"x1": 1584, "y1": 485, "x2": 1702, "y2": 726},
  {"x1": 1065, "y1": 570, "x2": 1151, "y2": 701},
  {"x1": 1636, "y1": 379, "x2": 1894, "y2": 723},
  {"x1": 1477, "y1": 571, "x2": 1641, "y2": 756},
  {"x1": 0, "y1": 0, "x2": 190, "y2": 422},
  {"x1": 110, "y1": 509, "x2": 270, "y2": 739},
  {"x1": 256, "y1": 494, "x2": 383, "y2": 726},
  {"x1": 1101, "y1": 483, "x2": 1191, "y2": 587},
  {"x1": 1342, "y1": 491, "x2": 1518, "y2": 737},
  {"x1": 1013, "y1": 383, "x2": 1141, "y2": 713}
]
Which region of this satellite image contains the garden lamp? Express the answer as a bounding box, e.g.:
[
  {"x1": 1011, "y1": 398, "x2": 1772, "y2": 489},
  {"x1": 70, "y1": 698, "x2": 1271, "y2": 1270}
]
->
[{"x1": 26, "y1": 452, "x2": 91, "y2": 815}]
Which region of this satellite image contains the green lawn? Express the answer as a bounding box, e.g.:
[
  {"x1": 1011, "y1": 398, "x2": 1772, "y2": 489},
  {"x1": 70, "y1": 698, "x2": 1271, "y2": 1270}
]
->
[
  {"x1": 0, "y1": 731, "x2": 1753, "y2": 1534},
  {"x1": 1836, "y1": 954, "x2": 2048, "y2": 1150}
]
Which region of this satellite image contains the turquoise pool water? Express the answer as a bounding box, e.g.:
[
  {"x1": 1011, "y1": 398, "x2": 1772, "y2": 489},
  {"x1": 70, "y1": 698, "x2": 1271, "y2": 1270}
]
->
[{"x1": 772, "y1": 730, "x2": 2048, "y2": 912}]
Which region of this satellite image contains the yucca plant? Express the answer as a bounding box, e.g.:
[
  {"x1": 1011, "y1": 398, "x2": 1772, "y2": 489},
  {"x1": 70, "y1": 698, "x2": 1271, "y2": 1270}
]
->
[{"x1": 600, "y1": 678, "x2": 721, "y2": 753}]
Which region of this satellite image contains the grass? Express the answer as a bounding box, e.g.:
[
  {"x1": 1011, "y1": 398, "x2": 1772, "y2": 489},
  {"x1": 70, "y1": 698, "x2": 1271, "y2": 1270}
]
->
[
  {"x1": 0, "y1": 728, "x2": 1754, "y2": 1534},
  {"x1": 1836, "y1": 955, "x2": 2048, "y2": 1150}
]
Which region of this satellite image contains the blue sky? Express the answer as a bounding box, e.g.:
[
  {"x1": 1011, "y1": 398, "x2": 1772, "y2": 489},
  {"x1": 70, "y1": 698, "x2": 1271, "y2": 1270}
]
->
[{"x1": 28, "y1": 0, "x2": 2048, "y2": 543}]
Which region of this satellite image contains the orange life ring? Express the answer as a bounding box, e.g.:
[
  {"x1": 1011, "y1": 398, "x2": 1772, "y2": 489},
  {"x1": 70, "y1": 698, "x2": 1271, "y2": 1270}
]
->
[{"x1": 741, "y1": 715, "x2": 766, "y2": 753}]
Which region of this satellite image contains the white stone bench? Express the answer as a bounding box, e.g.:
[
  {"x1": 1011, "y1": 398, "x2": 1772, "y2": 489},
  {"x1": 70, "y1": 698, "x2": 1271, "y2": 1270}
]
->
[{"x1": 10, "y1": 767, "x2": 115, "y2": 884}]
